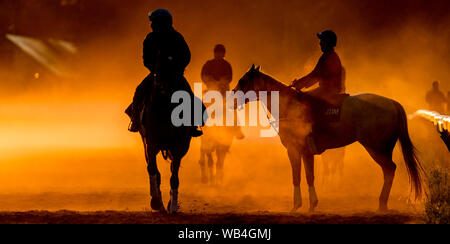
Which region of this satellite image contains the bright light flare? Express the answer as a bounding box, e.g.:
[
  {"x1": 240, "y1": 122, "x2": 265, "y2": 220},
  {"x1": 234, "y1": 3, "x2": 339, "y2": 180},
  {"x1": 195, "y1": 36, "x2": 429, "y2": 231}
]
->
[{"x1": 413, "y1": 109, "x2": 449, "y2": 132}]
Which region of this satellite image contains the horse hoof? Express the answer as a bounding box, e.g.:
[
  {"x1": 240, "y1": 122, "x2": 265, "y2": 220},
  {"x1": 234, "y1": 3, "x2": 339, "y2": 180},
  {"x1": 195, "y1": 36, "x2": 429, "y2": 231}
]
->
[
  {"x1": 377, "y1": 207, "x2": 389, "y2": 213},
  {"x1": 313, "y1": 200, "x2": 319, "y2": 208},
  {"x1": 201, "y1": 177, "x2": 208, "y2": 184},
  {"x1": 167, "y1": 200, "x2": 179, "y2": 214},
  {"x1": 291, "y1": 206, "x2": 301, "y2": 213},
  {"x1": 151, "y1": 197, "x2": 164, "y2": 211},
  {"x1": 308, "y1": 205, "x2": 317, "y2": 213},
  {"x1": 291, "y1": 201, "x2": 302, "y2": 212},
  {"x1": 308, "y1": 201, "x2": 318, "y2": 213}
]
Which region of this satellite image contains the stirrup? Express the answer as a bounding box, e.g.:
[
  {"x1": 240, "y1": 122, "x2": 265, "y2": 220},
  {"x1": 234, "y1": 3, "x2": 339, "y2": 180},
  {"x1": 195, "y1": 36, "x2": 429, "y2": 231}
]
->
[
  {"x1": 128, "y1": 121, "x2": 140, "y2": 132},
  {"x1": 191, "y1": 127, "x2": 203, "y2": 137}
]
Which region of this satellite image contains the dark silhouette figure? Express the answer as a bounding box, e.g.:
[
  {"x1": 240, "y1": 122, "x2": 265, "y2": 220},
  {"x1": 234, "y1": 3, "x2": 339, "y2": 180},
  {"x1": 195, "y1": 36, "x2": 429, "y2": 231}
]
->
[
  {"x1": 291, "y1": 30, "x2": 344, "y2": 103},
  {"x1": 233, "y1": 66, "x2": 422, "y2": 212},
  {"x1": 125, "y1": 9, "x2": 205, "y2": 214},
  {"x1": 440, "y1": 130, "x2": 450, "y2": 152},
  {"x1": 199, "y1": 44, "x2": 244, "y2": 184},
  {"x1": 425, "y1": 81, "x2": 446, "y2": 114},
  {"x1": 290, "y1": 30, "x2": 347, "y2": 154},
  {"x1": 201, "y1": 44, "x2": 233, "y2": 94},
  {"x1": 127, "y1": 9, "x2": 204, "y2": 137}
]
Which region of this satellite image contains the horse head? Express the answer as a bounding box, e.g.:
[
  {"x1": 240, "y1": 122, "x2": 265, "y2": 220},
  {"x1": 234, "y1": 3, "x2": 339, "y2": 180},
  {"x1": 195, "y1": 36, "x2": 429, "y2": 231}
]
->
[
  {"x1": 232, "y1": 64, "x2": 262, "y2": 93},
  {"x1": 229, "y1": 64, "x2": 264, "y2": 110}
]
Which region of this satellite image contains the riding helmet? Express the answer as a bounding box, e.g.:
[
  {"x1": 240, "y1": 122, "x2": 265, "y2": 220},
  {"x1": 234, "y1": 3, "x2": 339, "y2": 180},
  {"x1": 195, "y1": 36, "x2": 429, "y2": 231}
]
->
[
  {"x1": 317, "y1": 30, "x2": 337, "y2": 47},
  {"x1": 148, "y1": 9, "x2": 173, "y2": 26}
]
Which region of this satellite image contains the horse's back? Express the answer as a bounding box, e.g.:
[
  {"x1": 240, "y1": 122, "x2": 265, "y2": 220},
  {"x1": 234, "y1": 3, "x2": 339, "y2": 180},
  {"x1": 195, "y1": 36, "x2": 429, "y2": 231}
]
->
[
  {"x1": 344, "y1": 93, "x2": 399, "y2": 115},
  {"x1": 341, "y1": 93, "x2": 402, "y2": 144}
]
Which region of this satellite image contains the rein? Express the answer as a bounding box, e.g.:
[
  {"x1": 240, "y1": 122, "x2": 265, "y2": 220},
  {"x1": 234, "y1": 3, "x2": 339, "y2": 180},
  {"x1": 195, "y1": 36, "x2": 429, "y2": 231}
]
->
[{"x1": 258, "y1": 75, "x2": 307, "y2": 134}]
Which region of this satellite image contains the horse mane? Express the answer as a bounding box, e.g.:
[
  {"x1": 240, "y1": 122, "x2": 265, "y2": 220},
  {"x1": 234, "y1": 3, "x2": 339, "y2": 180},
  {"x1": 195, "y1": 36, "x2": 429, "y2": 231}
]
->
[{"x1": 257, "y1": 71, "x2": 304, "y2": 98}]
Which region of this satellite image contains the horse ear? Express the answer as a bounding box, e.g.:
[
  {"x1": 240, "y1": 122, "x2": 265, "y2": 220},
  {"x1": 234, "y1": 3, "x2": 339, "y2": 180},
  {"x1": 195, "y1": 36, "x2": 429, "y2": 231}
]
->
[
  {"x1": 256, "y1": 65, "x2": 261, "y2": 71},
  {"x1": 251, "y1": 64, "x2": 255, "y2": 71}
]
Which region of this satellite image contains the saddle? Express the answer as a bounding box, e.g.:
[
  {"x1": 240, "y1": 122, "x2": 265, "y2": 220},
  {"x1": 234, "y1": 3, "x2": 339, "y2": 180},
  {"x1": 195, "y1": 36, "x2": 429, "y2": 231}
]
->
[
  {"x1": 306, "y1": 93, "x2": 349, "y2": 124},
  {"x1": 302, "y1": 93, "x2": 349, "y2": 156}
]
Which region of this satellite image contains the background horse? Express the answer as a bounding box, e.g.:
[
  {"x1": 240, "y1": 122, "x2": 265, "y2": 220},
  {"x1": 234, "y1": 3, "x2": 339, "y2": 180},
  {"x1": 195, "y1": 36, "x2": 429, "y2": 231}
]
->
[
  {"x1": 199, "y1": 93, "x2": 244, "y2": 185},
  {"x1": 137, "y1": 77, "x2": 194, "y2": 214},
  {"x1": 232, "y1": 65, "x2": 423, "y2": 212},
  {"x1": 320, "y1": 147, "x2": 345, "y2": 186},
  {"x1": 199, "y1": 124, "x2": 238, "y2": 185}
]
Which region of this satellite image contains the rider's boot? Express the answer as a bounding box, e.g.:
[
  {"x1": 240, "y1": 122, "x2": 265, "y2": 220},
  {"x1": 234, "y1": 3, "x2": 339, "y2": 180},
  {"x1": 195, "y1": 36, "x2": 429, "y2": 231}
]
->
[
  {"x1": 306, "y1": 123, "x2": 326, "y2": 155},
  {"x1": 128, "y1": 106, "x2": 141, "y2": 133},
  {"x1": 191, "y1": 126, "x2": 203, "y2": 137}
]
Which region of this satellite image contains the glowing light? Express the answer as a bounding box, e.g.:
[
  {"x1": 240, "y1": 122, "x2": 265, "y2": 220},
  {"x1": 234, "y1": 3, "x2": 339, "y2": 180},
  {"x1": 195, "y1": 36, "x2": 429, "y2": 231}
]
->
[
  {"x1": 5, "y1": 34, "x2": 77, "y2": 77},
  {"x1": 413, "y1": 109, "x2": 449, "y2": 132}
]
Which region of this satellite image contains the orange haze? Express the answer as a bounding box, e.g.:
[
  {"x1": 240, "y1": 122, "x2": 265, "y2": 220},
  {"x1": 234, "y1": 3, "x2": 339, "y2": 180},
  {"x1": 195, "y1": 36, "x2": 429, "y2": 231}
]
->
[{"x1": 0, "y1": 0, "x2": 448, "y2": 212}]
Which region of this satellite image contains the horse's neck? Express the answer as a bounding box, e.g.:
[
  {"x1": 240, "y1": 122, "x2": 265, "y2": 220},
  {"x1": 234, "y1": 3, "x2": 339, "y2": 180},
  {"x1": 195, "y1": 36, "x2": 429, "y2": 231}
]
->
[{"x1": 261, "y1": 75, "x2": 304, "y2": 117}]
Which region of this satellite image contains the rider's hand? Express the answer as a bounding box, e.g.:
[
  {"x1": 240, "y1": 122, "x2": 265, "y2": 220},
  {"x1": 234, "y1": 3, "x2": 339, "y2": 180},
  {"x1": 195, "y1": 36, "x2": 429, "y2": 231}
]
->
[
  {"x1": 290, "y1": 79, "x2": 302, "y2": 90},
  {"x1": 290, "y1": 79, "x2": 298, "y2": 87}
]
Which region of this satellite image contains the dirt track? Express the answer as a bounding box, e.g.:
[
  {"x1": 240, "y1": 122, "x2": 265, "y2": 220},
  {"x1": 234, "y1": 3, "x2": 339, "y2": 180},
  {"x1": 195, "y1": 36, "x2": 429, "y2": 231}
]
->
[
  {"x1": 0, "y1": 192, "x2": 424, "y2": 224},
  {"x1": 0, "y1": 210, "x2": 423, "y2": 224}
]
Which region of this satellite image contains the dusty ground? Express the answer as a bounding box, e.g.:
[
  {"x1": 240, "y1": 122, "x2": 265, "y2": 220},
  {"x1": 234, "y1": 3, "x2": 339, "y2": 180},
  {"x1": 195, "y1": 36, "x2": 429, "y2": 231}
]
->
[
  {"x1": 0, "y1": 211, "x2": 421, "y2": 224},
  {"x1": 0, "y1": 192, "x2": 424, "y2": 224},
  {"x1": 0, "y1": 119, "x2": 437, "y2": 224}
]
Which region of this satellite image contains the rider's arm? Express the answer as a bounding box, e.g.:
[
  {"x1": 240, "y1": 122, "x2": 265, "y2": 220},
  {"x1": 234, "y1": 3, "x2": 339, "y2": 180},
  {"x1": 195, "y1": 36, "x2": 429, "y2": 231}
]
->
[
  {"x1": 292, "y1": 59, "x2": 321, "y2": 89},
  {"x1": 173, "y1": 33, "x2": 191, "y2": 74},
  {"x1": 143, "y1": 34, "x2": 155, "y2": 72}
]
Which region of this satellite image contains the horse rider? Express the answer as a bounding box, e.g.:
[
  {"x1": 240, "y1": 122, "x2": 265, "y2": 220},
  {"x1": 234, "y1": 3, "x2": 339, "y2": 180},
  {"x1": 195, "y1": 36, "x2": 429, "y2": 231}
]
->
[
  {"x1": 290, "y1": 30, "x2": 344, "y2": 102},
  {"x1": 425, "y1": 81, "x2": 446, "y2": 114},
  {"x1": 201, "y1": 44, "x2": 244, "y2": 139},
  {"x1": 201, "y1": 44, "x2": 233, "y2": 94},
  {"x1": 127, "y1": 9, "x2": 204, "y2": 137},
  {"x1": 290, "y1": 30, "x2": 345, "y2": 154}
]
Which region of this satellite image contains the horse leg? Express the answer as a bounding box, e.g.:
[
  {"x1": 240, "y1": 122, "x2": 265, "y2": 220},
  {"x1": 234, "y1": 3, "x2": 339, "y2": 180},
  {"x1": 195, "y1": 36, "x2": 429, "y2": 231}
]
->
[
  {"x1": 199, "y1": 150, "x2": 208, "y2": 184},
  {"x1": 168, "y1": 157, "x2": 182, "y2": 214},
  {"x1": 207, "y1": 152, "x2": 214, "y2": 185},
  {"x1": 337, "y1": 149, "x2": 345, "y2": 186},
  {"x1": 215, "y1": 147, "x2": 226, "y2": 185},
  {"x1": 321, "y1": 155, "x2": 330, "y2": 187},
  {"x1": 146, "y1": 146, "x2": 164, "y2": 212},
  {"x1": 304, "y1": 153, "x2": 318, "y2": 212},
  {"x1": 287, "y1": 148, "x2": 302, "y2": 211},
  {"x1": 365, "y1": 147, "x2": 396, "y2": 212}
]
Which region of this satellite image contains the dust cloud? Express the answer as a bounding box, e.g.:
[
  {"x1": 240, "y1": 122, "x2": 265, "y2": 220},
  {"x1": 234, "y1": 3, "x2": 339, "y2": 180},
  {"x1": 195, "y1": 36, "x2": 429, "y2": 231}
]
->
[{"x1": 0, "y1": 0, "x2": 448, "y2": 213}]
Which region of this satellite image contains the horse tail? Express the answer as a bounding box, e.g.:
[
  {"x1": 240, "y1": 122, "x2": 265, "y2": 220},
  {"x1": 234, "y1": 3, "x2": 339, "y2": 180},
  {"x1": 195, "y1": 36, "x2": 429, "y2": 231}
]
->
[{"x1": 394, "y1": 102, "x2": 423, "y2": 199}]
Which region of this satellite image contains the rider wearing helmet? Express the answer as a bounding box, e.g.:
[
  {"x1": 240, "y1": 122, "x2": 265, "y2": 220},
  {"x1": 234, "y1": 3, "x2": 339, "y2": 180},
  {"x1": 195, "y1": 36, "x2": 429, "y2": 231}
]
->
[
  {"x1": 201, "y1": 44, "x2": 233, "y2": 94},
  {"x1": 290, "y1": 30, "x2": 345, "y2": 155},
  {"x1": 291, "y1": 30, "x2": 344, "y2": 102},
  {"x1": 201, "y1": 44, "x2": 244, "y2": 139},
  {"x1": 128, "y1": 9, "x2": 204, "y2": 137}
]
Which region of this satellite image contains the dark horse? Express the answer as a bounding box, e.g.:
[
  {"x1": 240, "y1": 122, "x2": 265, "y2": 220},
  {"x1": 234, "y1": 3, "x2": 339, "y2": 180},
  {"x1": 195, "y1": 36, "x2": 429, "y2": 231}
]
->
[
  {"x1": 136, "y1": 76, "x2": 194, "y2": 214},
  {"x1": 232, "y1": 65, "x2": 423, "y2": 212}
]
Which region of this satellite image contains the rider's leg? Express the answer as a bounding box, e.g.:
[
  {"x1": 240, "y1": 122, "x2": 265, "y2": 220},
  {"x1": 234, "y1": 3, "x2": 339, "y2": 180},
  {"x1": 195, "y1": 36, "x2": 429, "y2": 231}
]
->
[
  {"x1": 129, "y1": 75, "x2": 153, "y2": 132},
  {"x1": 179, "y1": 77, "x2": 204, "y2": 137}
]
